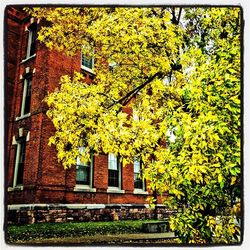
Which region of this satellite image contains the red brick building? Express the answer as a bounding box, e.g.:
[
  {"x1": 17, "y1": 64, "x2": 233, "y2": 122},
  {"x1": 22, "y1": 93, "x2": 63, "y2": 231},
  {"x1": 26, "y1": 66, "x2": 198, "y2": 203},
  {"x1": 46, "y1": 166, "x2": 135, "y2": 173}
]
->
[{"x1": 6, "y1": 7, "x2": 170, "y2": 224}]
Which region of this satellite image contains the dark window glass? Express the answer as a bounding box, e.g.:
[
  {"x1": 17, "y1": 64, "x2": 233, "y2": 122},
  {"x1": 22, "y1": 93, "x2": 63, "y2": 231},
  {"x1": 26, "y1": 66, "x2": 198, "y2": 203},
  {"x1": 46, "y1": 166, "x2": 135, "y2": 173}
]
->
[
  {"x1": 82, "y1": 55, "x2": 93, "y2": 69},
  {"x1": 76, "y1": 148, "x2": 91, "y2": 185},
  {"x1": 76, "y1": 165, "x2": 90, "y2": 185},
  {"x1": 108, "y1": 153, "x2": 120, "y2": 187},
  {"x1": 28, "y1": 23, "x2": 37, "y2": 56},
  {"x1": 134, "y1": 173, "x2": 143, "y2": 189},
  {"x1": 15, "y1": 139, "x2": 26, "y2": 186},
  {"x1": 134, "y1": 160, "x2": 143, "y2": 189},
  {"x1": 108, "y1": 169, "x2": 119, "y2": 187},
  {"x1": 24, "y1": 76, "x2": 32, "y2": 114}
]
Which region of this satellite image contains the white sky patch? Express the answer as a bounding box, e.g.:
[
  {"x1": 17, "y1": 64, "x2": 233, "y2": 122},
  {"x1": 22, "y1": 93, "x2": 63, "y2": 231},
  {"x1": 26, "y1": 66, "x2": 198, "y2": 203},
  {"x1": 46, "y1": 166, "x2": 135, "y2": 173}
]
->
[
  {"x1": 133, "y1": 112, "x2": 139, "y2": 121},
  {"x1": 163, "y1": 76, "x2": 170, "y2": 86},
  {"x1": 167, "y1": 129, "x2": 176, "y2": 143}
]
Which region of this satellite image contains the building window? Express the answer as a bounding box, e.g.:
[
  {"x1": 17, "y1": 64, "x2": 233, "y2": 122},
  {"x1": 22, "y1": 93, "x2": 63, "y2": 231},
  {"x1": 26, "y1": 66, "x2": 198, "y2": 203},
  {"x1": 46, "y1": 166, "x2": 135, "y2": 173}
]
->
[
  {"x1": 81, "y1": 46, "x2": 95, "y2": 74},
  {"x1": 13, "y1": 137, "x2": 26, "y2": 187},
  {"x1": 20, "y1": 74, "x2": 32, "y2": 117},
  {"x1": 81, "y1": 54, "x2": 94, "y2": 69},
  {"x1": 134, "y1": 159, "x2": 144, "y2": 190},
  {"x1": 76, "y1": 147, "x2": 93, "y2": 187},
  {"x1": 108, "y1": 153, "x2": 121, "y2": 188},
  {"x1": 26, "y1": 23, "x2": 37, "y2": 58}
]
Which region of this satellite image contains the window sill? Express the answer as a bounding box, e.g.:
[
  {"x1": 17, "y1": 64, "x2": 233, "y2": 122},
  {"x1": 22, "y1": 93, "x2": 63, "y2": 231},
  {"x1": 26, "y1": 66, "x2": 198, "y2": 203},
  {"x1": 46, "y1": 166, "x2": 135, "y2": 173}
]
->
[
  {"x1": 15, "y1": 113, "x2": 31, "y2": 121},
  {"x1": 81, "y1": 65, "x2": 95, "y2": 75},
  {"x1": 8, "y1": 186, "x2": 24, "y2": 192},
  {"x1": 107, "y1": 188, "x2": 125, "y2": 194},
  {"x1": 73, "y1": 186, "x2": 96, "y2": 192},
  {"x1": 21, "y1": 54, "x2": 36, "y2": 64},
  {"x1": 133, "y1": 189, "x2": 148, "y2": 195}
]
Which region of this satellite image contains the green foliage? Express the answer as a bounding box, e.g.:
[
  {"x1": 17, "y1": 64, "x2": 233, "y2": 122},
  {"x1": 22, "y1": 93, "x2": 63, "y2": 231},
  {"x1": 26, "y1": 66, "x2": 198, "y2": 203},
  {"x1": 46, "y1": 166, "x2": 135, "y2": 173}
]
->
[
  {"x1": 7, "y1": 220, "x2": 158, "y2": 243},
  {"x1": 27, "y1": 6, "x2": 242, "y2": 244},
  {"x1": 169, "y1": 209, "x2": 240, "y2": 244}
]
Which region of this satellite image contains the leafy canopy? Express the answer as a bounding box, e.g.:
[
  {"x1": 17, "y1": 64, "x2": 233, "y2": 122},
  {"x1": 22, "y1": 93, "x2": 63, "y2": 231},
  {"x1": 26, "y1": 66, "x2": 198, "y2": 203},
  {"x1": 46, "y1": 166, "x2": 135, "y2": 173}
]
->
[{"x1": 28, "y1": 7, "x2": 241, "y2": 243}]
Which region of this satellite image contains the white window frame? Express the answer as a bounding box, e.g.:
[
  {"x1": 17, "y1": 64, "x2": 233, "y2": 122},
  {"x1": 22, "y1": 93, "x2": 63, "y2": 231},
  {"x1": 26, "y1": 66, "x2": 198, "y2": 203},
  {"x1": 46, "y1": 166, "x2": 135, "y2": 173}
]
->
[
  {"x1": 12, "y1": 138, "x2": 26, "y2": 188},
  {"x1": 17, "y1": 74, "x2": 32, "y2": 120},
  {"x1": 26, "y1": 22, "x2": 37, "y2": 59},
  {"x1": 81, "y1": 47, "x2": 95, "y2": 74},
  {"x1": 74, "y1": 147, "x2": 96, "y2": 192},
  {"x1": 107, "y1": 153, "x2": 124, "y2": 193}
]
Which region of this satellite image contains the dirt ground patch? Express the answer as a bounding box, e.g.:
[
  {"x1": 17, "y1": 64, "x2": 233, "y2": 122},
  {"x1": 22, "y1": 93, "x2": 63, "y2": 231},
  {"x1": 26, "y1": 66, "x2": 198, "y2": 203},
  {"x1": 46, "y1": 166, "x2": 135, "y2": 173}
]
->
[{"x1": 10, "y1": 232, "x2": 178, "y2": 245}]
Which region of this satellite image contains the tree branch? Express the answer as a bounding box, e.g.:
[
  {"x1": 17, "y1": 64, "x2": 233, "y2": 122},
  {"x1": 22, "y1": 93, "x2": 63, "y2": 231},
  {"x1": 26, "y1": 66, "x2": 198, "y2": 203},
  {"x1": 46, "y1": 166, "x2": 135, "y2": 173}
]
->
[
  {"x1": 171, "y1": 7, "x2": 182, "y2": 25},
  {"x1": 177, "y1": 8, "x2": 182, "y2": 25},
  {"x1": 97, "y1": 92, "x2": 117, "y2": 108},
  {"x1": 112, "y1": 71, "x2": 163, "y2": 107}
]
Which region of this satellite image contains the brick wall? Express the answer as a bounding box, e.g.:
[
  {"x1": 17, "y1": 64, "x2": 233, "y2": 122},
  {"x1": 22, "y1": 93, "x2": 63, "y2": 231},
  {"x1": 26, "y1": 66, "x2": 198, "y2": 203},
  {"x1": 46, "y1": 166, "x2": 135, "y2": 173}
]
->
[{"x1": 6, "y1": 7, "x2": 167, "y2": 210}]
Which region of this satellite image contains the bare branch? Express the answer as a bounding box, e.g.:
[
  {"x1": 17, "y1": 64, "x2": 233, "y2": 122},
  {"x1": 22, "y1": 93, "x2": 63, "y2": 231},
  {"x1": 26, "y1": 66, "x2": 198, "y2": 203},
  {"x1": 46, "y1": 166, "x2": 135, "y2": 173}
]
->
[
  {"x1": 117, "y1": 71, "x2": 164, "y2": 106},
  {"x1": 177, "y1": 8, "x2": 182, "y2": 25}
]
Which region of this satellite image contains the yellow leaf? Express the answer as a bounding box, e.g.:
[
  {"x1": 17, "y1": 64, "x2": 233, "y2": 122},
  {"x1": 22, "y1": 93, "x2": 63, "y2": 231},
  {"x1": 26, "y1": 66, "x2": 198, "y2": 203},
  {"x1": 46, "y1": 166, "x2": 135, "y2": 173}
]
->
[
  {"x1": 231, "y1": 176, "x2": 237, "y2": 185},
  {"x1": 218, "y1": 173, "x2": 223, "y2": 183}
]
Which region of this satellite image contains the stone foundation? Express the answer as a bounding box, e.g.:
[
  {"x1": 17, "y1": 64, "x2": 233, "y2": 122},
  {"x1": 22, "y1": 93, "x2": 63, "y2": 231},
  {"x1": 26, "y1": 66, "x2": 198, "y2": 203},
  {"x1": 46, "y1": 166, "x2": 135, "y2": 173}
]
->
[{"x1": 7, "y1": 204, "x2": 174, "y2": 224}]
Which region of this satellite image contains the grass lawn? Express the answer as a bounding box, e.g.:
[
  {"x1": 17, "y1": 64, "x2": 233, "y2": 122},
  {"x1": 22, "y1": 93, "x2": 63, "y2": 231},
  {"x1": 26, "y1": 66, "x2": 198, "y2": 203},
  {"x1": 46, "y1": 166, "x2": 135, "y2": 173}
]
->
[{"x1": 6, "y1": 219, "x2": 164, "y2": 244}]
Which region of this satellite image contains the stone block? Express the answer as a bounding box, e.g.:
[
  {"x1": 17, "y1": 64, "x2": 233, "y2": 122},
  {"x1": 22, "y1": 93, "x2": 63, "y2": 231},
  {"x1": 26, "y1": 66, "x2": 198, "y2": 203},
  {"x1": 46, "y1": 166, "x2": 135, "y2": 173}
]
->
[{"x1": 142, "y1": 221, "x2": 168, "y2": 233}]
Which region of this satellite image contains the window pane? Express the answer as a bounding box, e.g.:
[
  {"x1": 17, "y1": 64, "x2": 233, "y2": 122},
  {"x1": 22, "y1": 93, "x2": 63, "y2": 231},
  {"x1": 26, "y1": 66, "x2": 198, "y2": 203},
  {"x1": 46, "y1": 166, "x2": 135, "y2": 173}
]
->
[
  {"x1": 15, "y1": 140, "x2": 26, "y2": 186},
  {"x1": 19, "y1": 140, "x2": 26, "y2": 163},
  {"x1": 76, "y1": 147, "x2": 92, "y2": 185},
  {"x1": 134, "y1": 159, "x2": 143, "y2": 189},
  {"x1": 134, "y1": 173, "x2": 143, "y2": 189},
  {"x1": 134, "y1": 160, "x2": 141, "y2": 173},
  {"x1": 24, "y1": 77, "x2": 32, "y2": 114},
  {"x1": 16, "y1": 163, "x2": 24, "y2": 185},
  {"x1": 108, "y1": 169, "x2": 119, "y2": 187},
  {"x1": 82, "y1": 55, "x2": 93, "y2": 69},
  {"x1": 108, "y1": 153, "x2": 118, "y2": 170},
  {"x1": 30, "y1": 31, "x2": 36, "y2": 55},
  {"x1": 77, "y1": 147, "x2": 90, "y2": 167},
  {"x1": 76, "y1": 165, "x2": 90, "y2": 185},
  {"x1": 28, "y1": 23, "x2": 37, "y2": 56}
]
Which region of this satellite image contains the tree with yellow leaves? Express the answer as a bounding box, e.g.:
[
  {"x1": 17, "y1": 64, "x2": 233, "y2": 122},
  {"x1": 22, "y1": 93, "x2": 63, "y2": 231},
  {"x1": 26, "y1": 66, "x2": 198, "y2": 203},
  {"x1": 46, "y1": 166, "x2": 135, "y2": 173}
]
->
[{"x1": 27, "y1": 7, "x2": 241, "y2": 244}]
